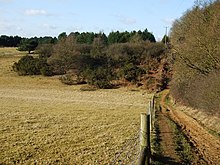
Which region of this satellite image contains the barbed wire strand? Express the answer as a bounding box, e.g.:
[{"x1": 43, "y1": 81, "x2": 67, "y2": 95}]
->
[
  {"x1": 116, "y1": 136, "x2": 140, "y2": 164},
  {"x1": 124, "y1": 137, "x2": 139, "y2": 163},
  {"x1": 122, "y1": 135, "x2": 140, "y2": 164},
  {"x1": 109, "y1": 130, "x2": 140, "y2": 165},
  {"x1": 130, "y1": 131, "x2": 141, "y2": 165},
  {"x1": 131, "y1": 149, "x2": 141, "y2": 165},
  {"x1": 110, "y1": 134, "x2": 139, "y2": 164}
]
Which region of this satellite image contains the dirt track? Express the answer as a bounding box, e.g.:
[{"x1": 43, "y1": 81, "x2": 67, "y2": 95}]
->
[
  {"x1": 161, "y1": 90, "x2": 220, "y2": 164},
  {"x1": 157, "y1": 109, "x2": 181, "y2": 164}
]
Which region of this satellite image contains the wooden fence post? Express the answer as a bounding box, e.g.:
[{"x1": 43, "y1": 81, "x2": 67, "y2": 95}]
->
[
  {"x1": 149, "y1": 101, "x2": 153, "y2": 131},
  {"x1": 139, "y1": 113, "x2": 151, "y2": 165},
  {"x1": 152, "y1": 96, "x2": 155, "y2": 131}
]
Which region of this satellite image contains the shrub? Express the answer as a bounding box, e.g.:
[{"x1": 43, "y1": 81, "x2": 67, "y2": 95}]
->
[
  {"x1": 13, "y1": 55, "x2": 40, "y2": 75},
  {"x1": 184, "y1": 71, "x2": 220, "y2": 114},
  {"x1": 36, "y1": 44, "x2": 53, "y2": 58},
  {"x1": 47, "y1": 35, "x2": 81, "y2": 75},
  {"x1": 171, "y1": 69, "x2": 220, "y2": 114},
  {"x1": 13, "y1": 55, "x2": 53, "y2": 76},
  {"x1": 59, "y1": 74, "x2": 77, "y2": 85},
  {"x1": 82, "y1": 67, "x2": 114, "y2": 89},
  {"x1": 119, "y1": 63, "x2": 146, "y2": 83},
  {"x1": 40, "y1": 65, "x2": 53, "y2": 76}
]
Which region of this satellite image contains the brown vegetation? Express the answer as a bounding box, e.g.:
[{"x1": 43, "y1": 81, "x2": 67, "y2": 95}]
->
[
  {"x1": 170, "y1": 1, "x2": 220, "y2": 114},
  {"x1": 12, "y1": 28, "x2": 172, "y2": 91}
]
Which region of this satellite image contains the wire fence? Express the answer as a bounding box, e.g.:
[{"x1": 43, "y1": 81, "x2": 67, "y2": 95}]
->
[
  {"x1": 109, "y1": 130, "x2": 141, "y2": 165},
  {"x1": 109, "y1": 96, "x2": 156, "y2": 165}
]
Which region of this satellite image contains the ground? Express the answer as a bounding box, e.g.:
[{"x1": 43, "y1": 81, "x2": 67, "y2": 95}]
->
[
  {"x1": 1, "y1": 48, "x2": 219, "y2": 164},
  {"x1": 156, "y1": 90, "x2": 220, "y2": 165},
  {"x1": 0, "y1": 48, "x2": 152, "y2": 164}
]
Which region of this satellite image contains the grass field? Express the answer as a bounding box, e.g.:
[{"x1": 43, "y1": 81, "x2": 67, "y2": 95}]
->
[{"x1": 0, "y1": 48, "x2": 152, "y2": 164}]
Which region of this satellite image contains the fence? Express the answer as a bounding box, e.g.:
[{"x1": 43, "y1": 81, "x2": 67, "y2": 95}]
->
[{"x1": 110, "y1": 96, "x2": 156, "y2": 165}]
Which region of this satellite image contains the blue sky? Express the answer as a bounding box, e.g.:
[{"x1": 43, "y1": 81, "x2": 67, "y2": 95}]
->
[{"x1": 0, "y1": 0, "x2": 195, "y2": 40}]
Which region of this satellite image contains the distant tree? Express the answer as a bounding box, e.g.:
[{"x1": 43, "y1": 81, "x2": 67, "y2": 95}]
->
[
  {"x1": 99, "y1": 32, "x2": 108, "y2": 45},
  {"x1": 82, "y1": 66, "x2": 114, "y2": 89},
  {"x1": 36, "y1": 43, "x2": 54, "y2": 58},
  {"x1": 118, "y1": 31, "x2": 130, "y2": 43},
  {"x1": 58, "y1": 32, "x2": 67, "y2": 41},
  {"x1": 0, "y1": 35, "x2": 22, "y2": 47},
  {"x1": 48, "y1": 35, "x2": 80, "y2": 74},
  {"x1": 129, "y1": 33, "x2": 144, "y2": 43},
  {"x1": 18, "y1": 38, "x2": 38, "y2": 54},
  {"x1": 76, "y1": 32, "x2": 95, "y2": 44},
  {"x1": 108, "y1": 29, "x2": 156, "y2": 44},
  {"x1": 161, "y1": 35, "x2": 170, "y2": 44},
  {"x1": 38, "y1": 36, "x2": 57, "y2": 44},
  {"x1": 13, "y1": 55, "x2": 40, "y2": 75},
  {"x1": 119, "y1": 63, "x2": 145, "y2": 83},
  {"x1": 13, "y1": 36, "x2": 23, "y2": 46},
  {"x1": 108, "y1": 31, "x2": 120, "y2": 44},
  {"x1": 142, "y1": 28, "x2": 156, "y2": 42},
  {"x1": 91, "y1": 33, "x2": 107, "y2": 57}
]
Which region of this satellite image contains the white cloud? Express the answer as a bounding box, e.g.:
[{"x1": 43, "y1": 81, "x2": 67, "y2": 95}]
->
[
  {"x1": 0, "y1": 19, "x2": 11, "y2": 31},
  {"x1": 120, "y1": 17, "x2": 136, "y2": 25},
  {"x1": 42, "y1": 23, "x2": 57, "y2": 30},
  {"x1": 116, "y1": 14, "x2": 137, "y2": 25},
  {"x1": 25, "y1": 9, "x2": 48, "y2": 16},
  {"x1": 0, "y1": 19, "x2": 24, "y2": 36},
  {"x1": 68, "y1": 25, "x2": 83, "y2": 32},
  {"x1": 16, "y1": 26, "x2": 23, "y2": 31}
]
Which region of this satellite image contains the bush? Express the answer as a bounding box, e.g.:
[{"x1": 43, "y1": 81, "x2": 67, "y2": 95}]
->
[
  {"x1": 82, "y1": 67, "x2": 114, "y2": 89},
  {"x1": 40, "y1": 65, "x2": 53, "y2": 76},
  {"x1": 171, "y1": 69, "x2": 220, "y2": 114},
  {"x1": 36, "y1": 44, "x2": 53, "y2": 58},
  {"x1": 13, "y1": 55, "x2": 40, "y2": 75},
  {"x1": 47, "y1": 35, "x2": 80, "y2": 75},
  {"x1": 59, "y1": 74, "x2": 77, "y2": 85},
  {"x1": 13, "y1": 55, "x2": 53, "y2": 76},
  {"x1": 184, "y1": 71, "x2": 220, "y2": 114},
  {"x1": 119, "y1": 63, "x2": 146, "y2": 83}
]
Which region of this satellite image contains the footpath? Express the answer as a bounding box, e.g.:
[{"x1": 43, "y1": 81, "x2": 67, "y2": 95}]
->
[{"x1": 155, "y1": 90, "x2": 220, "y2": 164}]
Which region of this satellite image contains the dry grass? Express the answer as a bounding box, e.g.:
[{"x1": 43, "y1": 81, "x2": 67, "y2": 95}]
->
[
  {"x1": 176, "y1": 105, "x2": 220, "y2": 135},
  {"x1": 168, "y1": 94, "x2": 220, "y2": 136},
  {"x1": 167, "y1": 88, "x2": 220, "y2": 136},
  {"x1": 0, "y1": 48, "x2": 152, "y2": 164}
]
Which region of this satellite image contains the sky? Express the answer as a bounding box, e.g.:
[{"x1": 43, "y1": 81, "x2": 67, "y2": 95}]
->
[{"x1": 0, "y1": 0, "x2": 195, "y2": 40}]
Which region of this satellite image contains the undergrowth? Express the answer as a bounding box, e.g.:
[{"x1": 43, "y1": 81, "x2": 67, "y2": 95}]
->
[
  {"x1": 151, "y1": 96, "x2": 163, "y2": 165},
  {"x1": 168, "y1": 120, "x2": 193, "y2": 164},
  {"x1": 164, "y1": 91, "x2": 193, "y2": 163}
]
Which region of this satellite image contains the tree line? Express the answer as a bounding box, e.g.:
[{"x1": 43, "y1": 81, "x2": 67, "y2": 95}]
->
[
  {"x1": 0, "y1": 35, "x2": 22, "y2": 47},
  {"x1": 0, "y1": 29, "x2": 155, "y2": 48}
]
